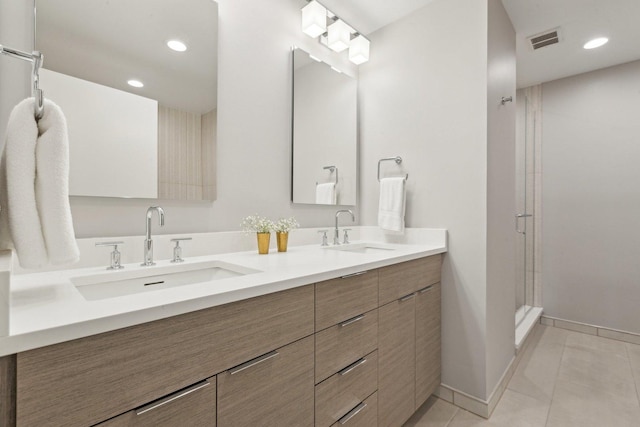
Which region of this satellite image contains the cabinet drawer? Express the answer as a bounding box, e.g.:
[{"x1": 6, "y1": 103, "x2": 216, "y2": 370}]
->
[
  {"x1": 315, "y1": 308, "x2": 378, "y2": 383},
  {"x1": 315, "y1": 270, "x2": 378, "y2": 331},
  {"x1": 97, "y1": 378, "x2": 216, "y2": 427},
  {"x1": 378, "y1": 256, "x2": 441, "y2": 306},
  {"x1": 330, "y1": 392, "x2": 378, "y2": 427},
  {"x1": 217, "y1": 336, "x2": 314, "y2": 427},
  {"x1": 17, "y1": 285, "x2": 314, "y2": 427},
  {"x1": 316, "y1": 350, "x2": 378, "y2": 427}
]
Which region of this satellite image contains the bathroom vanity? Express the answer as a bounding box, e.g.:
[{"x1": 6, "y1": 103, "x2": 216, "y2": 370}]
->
[{"x1": 0, "y1": 231, "x2": 445, "y2": 427}]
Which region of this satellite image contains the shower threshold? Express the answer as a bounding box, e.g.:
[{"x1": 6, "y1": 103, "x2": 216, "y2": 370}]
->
[{"x1": 515, "y1": 306, "x2": 543, "y2": 351}]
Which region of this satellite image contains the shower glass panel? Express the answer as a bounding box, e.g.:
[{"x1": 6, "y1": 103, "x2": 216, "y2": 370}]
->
[{"x1": 515, "y1": 94, "x2": 535, "y2": 326}]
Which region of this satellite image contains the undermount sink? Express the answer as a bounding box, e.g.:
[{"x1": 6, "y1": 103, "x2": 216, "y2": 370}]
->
[
  {"x1": 71, "y1": 260, "x2": 260, "y2": 301},
  {"x1": 326, "y1": 243, "x2": 396, "y2": 254}
]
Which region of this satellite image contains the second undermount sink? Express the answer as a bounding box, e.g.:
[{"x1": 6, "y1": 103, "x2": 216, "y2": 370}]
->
[
  {"x1": 327, "y1": 242, "x2": 396, "y2": 254},
  {"x1": 71, "y1": 260, "x2": 260, "y2": 301}
]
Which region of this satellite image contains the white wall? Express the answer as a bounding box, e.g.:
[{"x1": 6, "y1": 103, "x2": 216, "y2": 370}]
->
[
  {"x1": 485, "y1": 0, "x2": 516, "y2": 398},
  {"x1": 0, "y1": 0, "x2": 360, "y2": 239},
  {"x1": 359, "y1": 0, "x2": 491, "y2": 399},
  {"x1": 542, "y1": 60, "x2": 640, "y2": 334}
]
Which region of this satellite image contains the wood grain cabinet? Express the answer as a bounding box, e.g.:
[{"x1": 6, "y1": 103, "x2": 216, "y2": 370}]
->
[
  {"x1": 8, "y1": 255, "x2": 442, "y2": 427},
  {"x1": 415, "y1": 283, "x2": 442, "y2": 409},
  {"x1": 378, "y1": 294, "x2": 416, "y2": 427},
  {"x1": 97, "y1": 377, "x2": 216, "y2": 427},
  {"x1": 217, "y1": 336, "x2": 314, "y2": 427}
]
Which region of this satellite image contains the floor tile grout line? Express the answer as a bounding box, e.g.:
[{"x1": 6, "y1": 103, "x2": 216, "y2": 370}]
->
[
  {"x1": 543, "y1": 329, "x2": 570, "y2": 427},
  {"x1": 443, "y1": 405, "x2": 459, "y2": 427},
  {"x1": 624, "y1": 343, "x2": 640, "y2": 408}
]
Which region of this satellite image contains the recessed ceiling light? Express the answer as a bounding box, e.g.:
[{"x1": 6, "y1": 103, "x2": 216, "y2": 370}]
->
[
  {"x1": 127, "y1": 79, "x2": 144, "y2": 88},
  {"x1": 167, "y1": 40, "x2": 188, "y2": 52},
  {"x1": 583, "y1": 37, "x2": 608, "y2": 50}
]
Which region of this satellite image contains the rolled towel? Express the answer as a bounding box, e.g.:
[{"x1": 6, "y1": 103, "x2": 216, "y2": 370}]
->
[
  {"x1": 378, "y1": 177, "x2": 406, "y2": 234},
  {"x1": 0, "y1": 98, "x2": 48, "y2": 268},
  {"x1": 0, "y1": 98, "x2": 79, "y2": 268},
  {"x1": 316, "y1": 182, "x2": 336, "y2": 205}
]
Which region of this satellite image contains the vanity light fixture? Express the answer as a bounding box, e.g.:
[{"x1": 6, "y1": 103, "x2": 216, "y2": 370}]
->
[
  {"x1": 301, "y1": 0, "x2": 327, "y2": 38},
  {"x1": 127, "y1": 79, "x2": 144, "y2": 88},
  {"x1": 167, "y1": 40, "x2": 188, "y2": 52},
  {"x1": 300, "y1": 0, "x2": 370, "y2": 64},
  {"x1": 327, "y1": 19, "x2": 352, "y2": 52},
  {"x1": 583, "y1": 37, "x2": 608, "y2": 49},
  {"x1": 348, "y1": 34, "x2": 370, "y2": 65}
]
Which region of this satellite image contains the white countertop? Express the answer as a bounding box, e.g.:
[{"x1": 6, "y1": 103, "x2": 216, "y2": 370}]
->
[{"x1": 0, "y1": 228, "x2": 446, "y2": 356}]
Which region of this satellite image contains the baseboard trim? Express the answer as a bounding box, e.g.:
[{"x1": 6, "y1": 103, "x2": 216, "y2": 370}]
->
[
  {"x1": 541, "y1": 315, "x2": 640, "y2": 345},
  {"x1": 436, "y1": 322, "x2": 542, "y2": 419}
]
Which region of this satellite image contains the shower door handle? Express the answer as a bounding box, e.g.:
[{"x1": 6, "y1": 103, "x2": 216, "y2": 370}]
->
[{"x1": 515, "y1": 214, "x2": 532, "y2": 234}]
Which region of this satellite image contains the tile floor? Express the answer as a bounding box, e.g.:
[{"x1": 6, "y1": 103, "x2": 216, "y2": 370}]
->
[{"x1": 404, "y1": 325, "x2": 640, "y2": 427}]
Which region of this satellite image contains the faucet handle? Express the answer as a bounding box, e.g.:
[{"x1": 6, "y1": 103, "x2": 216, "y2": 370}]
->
[
  {"x1": 95, "y1": 241, "x2": 125, "y2": 270},
  {"x1": 342, "y1": 229, "x2": 352, "y2": 244},
  {"x1": 170, "y1": 237, "x2": 192, "y2": 263},
  {"x1": 317, "y1": 230, "x2": 329, "y2": 247}
]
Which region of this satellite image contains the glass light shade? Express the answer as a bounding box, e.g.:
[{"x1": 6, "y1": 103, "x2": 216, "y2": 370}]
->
[
  {"x1": 327, "y1": 19, "x2": 351, "y2": 52},
  {"x1": 349, "y1": 35, "x2": 370, "y2": 64},
  {"x1": 301, "y1": 1, "x2": 327, "y2": 38}
]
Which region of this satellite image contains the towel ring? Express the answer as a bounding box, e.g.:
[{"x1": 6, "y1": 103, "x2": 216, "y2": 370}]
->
[
  {"x1": 378, "y1": 157, "x2": 409, "y2": 182},
  {"x1": 316, "y1": 165, "x2": 338, "y2": 186},
  {"x1": 0, "y1": 45, "x2": 45, "y2": 119}
]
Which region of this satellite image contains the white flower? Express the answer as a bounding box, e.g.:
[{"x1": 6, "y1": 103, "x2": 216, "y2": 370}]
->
[
  {"x1": 241, "y1": 215, "x2": 274, "y2": 233},
  {"x1": 273, "y1": 217, "x2": 300, "y2": 233}
]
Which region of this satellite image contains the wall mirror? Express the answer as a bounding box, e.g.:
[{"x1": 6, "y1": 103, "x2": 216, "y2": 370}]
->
[
  {"x1": 35, "y1": 0, "x2": 218, "y2": 201},
  {"x1": 291, "y1": 47, "x2": 357, "y2": 206}
]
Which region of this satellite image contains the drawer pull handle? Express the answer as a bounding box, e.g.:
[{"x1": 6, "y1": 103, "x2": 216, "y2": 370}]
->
[
  {"x1": 399, "y1": 293, "x2": 415, "y2": 302},
  {"x1": 339, "y1": 314, "x2": 365, "y2": 328},
  {"x1": 419, "y1": 285, "x2": 434, "y2": 294},
  {"x1": 135, "y1": 380, "x2": 210, "y2": 416},
  {"x1": 340, "y1": 271, "x2": 368, "y2": 279},
  {"x1": 339, "y1": 402, "x2": 368, "y2": 424},
  {"x1": 228, "y1": 350, "x2": 279, "y2": 375},
  {"x1": 339, "y1": 357, "x2": 367, "y2": 376}
]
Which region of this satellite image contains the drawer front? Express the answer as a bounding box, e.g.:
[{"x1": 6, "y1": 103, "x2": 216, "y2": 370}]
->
[
  {"x1": 17, "y1": 285, "x2": 314, "y2": 427},
  {"x1": 315, "y1": 270, "x2": 378, "y2": 331},
  {"x1": 316, "y1": 350, "x2": 378, "y2": 427},
  {"x1": 97, "y1": 377, "x2": 216, "y2": 427},
  {"x1": 217, "y1": 336, "x2": 314, "y2": 427},
  {"x1": 378, "y1": 255, "x2": 441, "y2": 306},
  {"x1": 315, "y1": 308, "x2": 378, "y2": 383},
  {"x1": 330, "y1": 392, "x2": 378, "y2": 427}
]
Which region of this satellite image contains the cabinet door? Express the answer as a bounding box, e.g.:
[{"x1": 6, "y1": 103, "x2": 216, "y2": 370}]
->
[
  {"x1": 415, "y1": 283, "x2": 441, "y2": 410},
  {"x1": 378, "y1": 294, "x2": 415, "y2": 427},
  {"x1": 97, "y1": 378, "x2": 216, "y2": 427},
  {"x1": 217, "y1": 336, "x2": 314, "y2": 427},
  {"x1": 378, "y1": 256, "x2": 441, "y2": 306}
]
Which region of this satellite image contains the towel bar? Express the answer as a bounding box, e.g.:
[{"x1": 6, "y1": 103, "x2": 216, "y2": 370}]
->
[
  {"x1": 377, "y1": 157, "x2": 409, "y2": 181},
  {"x1": 0, "y1": 44, "x2": 45, "y2": 119}
]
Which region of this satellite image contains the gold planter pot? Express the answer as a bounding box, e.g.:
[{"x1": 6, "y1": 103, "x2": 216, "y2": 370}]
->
[
  {"x1": 256, "y1": 232, "x2": 271, "y2": 254},
  {"x1": 276, "y1": 232, "x2": 289, "y2": 252}
]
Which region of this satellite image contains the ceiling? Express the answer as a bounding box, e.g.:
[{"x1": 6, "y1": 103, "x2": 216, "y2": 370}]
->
[
  {"x1": 502, "y1": 0, "x2": 640, "y2": 88},
  {"x1": 325, "y1": 0, "x2": 640, "y2": 89}
]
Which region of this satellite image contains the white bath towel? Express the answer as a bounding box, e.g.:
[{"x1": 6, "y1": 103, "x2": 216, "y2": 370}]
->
[
  {"x1": 316, "y1": 182, "x2": 337, "y2": 205},
  {"x1": 378, "y1": 177, "x2": 406, "y2": 233},
  {"x1": 0, "y1": 98, "x2": 79, "y2": 268}
]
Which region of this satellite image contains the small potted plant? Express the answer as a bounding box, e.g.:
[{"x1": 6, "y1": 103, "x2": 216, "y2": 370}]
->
[
  {"x1": 241, "y1": 215, "x2": 275, "y2": 254},
  {"x1": 273, "y1": 217, "x2": 300, "y2": 252}
]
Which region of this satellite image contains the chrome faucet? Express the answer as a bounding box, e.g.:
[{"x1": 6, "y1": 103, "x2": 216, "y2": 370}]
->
[
  {"x1": 142, "y1": 206, "x2": 165, "y2": 266},
  {"x1": 334, "y1": 209, "x2": 355, "y2": 245}
]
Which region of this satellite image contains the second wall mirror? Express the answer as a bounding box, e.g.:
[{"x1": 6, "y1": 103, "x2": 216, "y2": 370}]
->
[{"x1": 291, "y1": 47, "x2": 358, "y2": 206}]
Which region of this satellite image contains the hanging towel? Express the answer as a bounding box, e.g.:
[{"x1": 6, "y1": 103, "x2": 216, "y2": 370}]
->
[
  {"x1": 0, "y1": 98, "x2": 79, "y2": 268},
  {"x1": 316, "y1": 182, "x2": 337, "y2": 205},
  {"x1": 378, "y1": 177, "x2": 406, "y2": 233}
]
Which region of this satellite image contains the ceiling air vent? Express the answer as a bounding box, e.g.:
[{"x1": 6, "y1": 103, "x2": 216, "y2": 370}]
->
[{"x1": 528, "y1": 29, "x2": 561, "y2": 50}]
